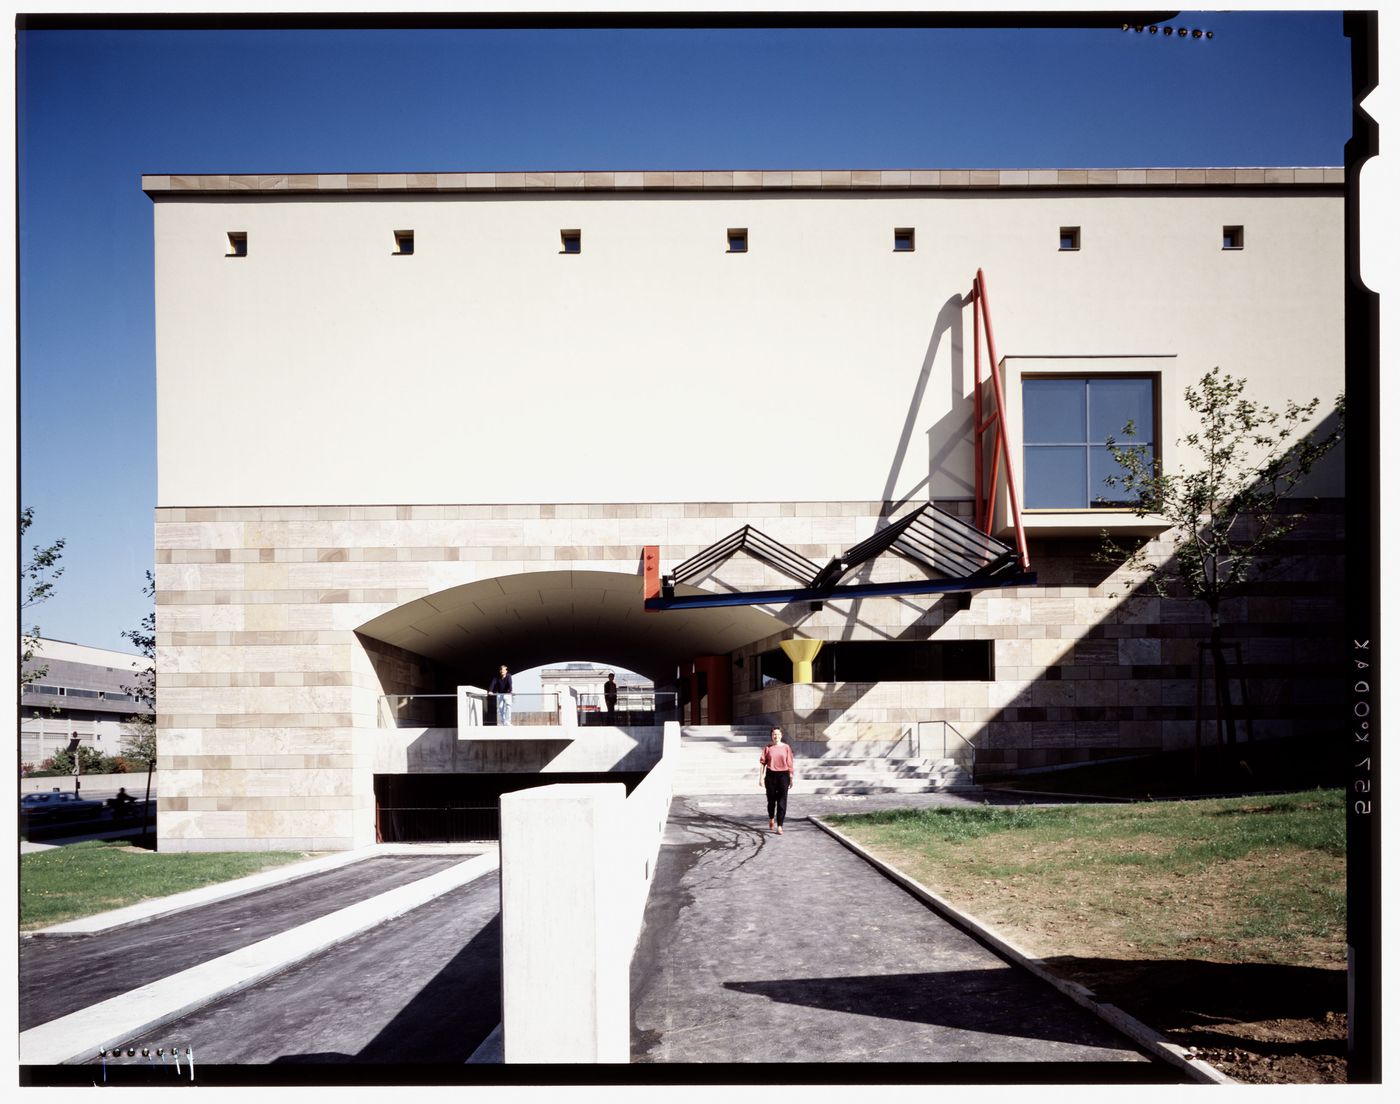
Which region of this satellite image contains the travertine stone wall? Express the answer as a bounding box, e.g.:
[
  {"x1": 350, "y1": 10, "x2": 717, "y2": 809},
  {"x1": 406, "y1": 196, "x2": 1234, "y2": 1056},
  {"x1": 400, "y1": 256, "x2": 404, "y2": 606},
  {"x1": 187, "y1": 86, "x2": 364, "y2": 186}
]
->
[
  {"x1": 731, "y1": 503, "x2": 1346, "y2": 773},
  {"x1": 155, "y1": 499, "x2": 935, "y2": 849},
  {"x1": 155, "y1": 498, "x2": 1343, "y2": 848}
]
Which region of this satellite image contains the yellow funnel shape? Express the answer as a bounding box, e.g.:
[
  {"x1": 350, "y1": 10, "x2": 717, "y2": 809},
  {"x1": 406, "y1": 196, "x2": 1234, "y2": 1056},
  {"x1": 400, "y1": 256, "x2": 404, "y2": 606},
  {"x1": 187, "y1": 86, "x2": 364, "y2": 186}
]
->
[{"x1": 780, "y1": 638, "x2": 824, "y2": 684}]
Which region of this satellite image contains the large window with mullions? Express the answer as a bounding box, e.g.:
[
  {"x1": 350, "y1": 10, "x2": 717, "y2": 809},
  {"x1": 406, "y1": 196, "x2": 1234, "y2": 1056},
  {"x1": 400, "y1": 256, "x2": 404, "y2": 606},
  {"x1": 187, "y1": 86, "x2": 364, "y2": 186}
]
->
[{"x1": 1022, "y1": 376, "x2": 1157, "y2": 508}]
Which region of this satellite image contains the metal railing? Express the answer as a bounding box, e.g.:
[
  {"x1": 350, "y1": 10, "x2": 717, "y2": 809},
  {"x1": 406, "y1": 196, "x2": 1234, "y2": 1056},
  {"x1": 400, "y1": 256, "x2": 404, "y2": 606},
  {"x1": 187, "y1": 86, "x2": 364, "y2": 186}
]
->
[
  {"x1": 487, "y1": 692, "x2": 562, "y2": 727},
  {"x1": 916, "y1": 720, "x2": 977, "y2": 774},
  {"x1": 376, "y1": 689, "x2": 683, "y2": 729},
  {"x1": 377, "y1": 691, "x2": 562, "y2": 728},
  {"x1": 574, "y1": 691, "x2": 681, "y2": 727}
]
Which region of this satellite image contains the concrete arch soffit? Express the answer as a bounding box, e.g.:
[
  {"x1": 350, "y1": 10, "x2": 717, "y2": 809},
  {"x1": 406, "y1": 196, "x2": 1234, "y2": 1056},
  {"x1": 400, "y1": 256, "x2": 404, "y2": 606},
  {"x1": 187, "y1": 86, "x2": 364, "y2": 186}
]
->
[{"x1": 354, "y1": 569, "x2": 788, "y2": 684}]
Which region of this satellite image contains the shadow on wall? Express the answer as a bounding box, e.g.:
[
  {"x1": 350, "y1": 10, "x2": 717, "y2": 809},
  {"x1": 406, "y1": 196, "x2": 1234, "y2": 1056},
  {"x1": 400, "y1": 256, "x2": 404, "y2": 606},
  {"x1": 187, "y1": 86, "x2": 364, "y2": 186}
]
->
[
  {"x1": 750, "y1": 421, "x2": 1342, "y2": 772},
  {"x1": 399, "y1": 727, "x2": 661, "y2": 774},
  {"x1": 969, "y1": 496, "x2": 1346, "y2": 776},
  {"x1": 882, "y1": 293, "x2": 967, "y2": 507},
  {"x1": 358, "y1": 632, "x2": 456, "y2": 709}
]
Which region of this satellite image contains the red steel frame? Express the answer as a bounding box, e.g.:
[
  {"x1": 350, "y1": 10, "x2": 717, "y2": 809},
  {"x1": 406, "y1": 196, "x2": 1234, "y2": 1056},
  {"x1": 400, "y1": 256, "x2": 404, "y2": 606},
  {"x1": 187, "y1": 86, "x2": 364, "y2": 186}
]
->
[{"x1": 971, "y1": 268, "x2": 1031, "y2": 572}]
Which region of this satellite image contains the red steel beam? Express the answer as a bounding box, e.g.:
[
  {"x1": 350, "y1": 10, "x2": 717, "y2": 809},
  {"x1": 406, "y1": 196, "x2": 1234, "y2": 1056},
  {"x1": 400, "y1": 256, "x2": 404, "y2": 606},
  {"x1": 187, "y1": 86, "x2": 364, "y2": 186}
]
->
[
  {"x1": 974, "y1": 269, "x2": 1030, "y2": 572},
  {"x1": 973, "y1": 287, "x2": 985, "y2": 524},
  {"x1": 642, "y1": 545, "x2": 661, "y2": 610}
]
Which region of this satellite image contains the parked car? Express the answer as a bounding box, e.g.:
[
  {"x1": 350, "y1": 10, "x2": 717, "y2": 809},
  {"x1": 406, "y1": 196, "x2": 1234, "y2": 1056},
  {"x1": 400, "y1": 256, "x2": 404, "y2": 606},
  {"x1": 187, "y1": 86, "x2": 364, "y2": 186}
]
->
[{"x1": 20, "y1": 791, "x2": 107, "y2": 822}]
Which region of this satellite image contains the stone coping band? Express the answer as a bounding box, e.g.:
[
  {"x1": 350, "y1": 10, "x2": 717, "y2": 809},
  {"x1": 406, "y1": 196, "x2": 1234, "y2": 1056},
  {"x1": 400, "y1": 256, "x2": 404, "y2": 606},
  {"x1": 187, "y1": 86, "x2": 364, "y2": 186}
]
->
[
  {"x1": 143, "y1": 167, "x2": 1344, "y2": 196},
  {"x1": 809, "y1": 815, "x2": 1235, "y2": 1085}
]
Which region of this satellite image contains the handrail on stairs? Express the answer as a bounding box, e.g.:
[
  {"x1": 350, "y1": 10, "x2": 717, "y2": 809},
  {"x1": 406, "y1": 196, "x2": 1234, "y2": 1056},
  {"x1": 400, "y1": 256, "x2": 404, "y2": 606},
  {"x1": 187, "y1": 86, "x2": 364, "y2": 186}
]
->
[
  {"x1": 943, "y1": 721, "x2": 977, "y2": 779},
  {"x1": 916, "y1": 720, "x2": 977, "y2": 778}
]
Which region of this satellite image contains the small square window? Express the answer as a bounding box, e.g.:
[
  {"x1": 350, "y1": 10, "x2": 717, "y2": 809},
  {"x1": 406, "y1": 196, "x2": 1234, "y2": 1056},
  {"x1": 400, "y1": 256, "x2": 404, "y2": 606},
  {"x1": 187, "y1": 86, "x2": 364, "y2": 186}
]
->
[
  {"x1": 894, "y1": 228, "x2": 915, "y2": 252},
  {"x1": 393, "y1": 230, "x2": 414, "y2": 255},
  {"x1": 1222, "y1": 225, "x2": 1244, "y2": 250},
  {"x1": 1059, "y1": 226, "x2": 1080, "y2": 251},
  {"x1": 560, "y1": 229, "x2": 581, "y2": 254},
  {"x1": 226, "y1": 231, "x2": 247, "y2": 257},
  {"x1": 727, "y1": 228, "x2": 748, "y2": 253}
]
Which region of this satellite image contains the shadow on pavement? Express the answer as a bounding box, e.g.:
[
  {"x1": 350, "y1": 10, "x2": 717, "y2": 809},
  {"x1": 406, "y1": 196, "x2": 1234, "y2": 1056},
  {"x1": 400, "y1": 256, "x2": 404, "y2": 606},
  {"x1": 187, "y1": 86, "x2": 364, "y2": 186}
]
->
[
  {"x1": 268, "y1": 915, "x2": 502, "y2": 1064},
  {"x1": 723, "y1": 967, "x2": 1139, "y2": 1047}
]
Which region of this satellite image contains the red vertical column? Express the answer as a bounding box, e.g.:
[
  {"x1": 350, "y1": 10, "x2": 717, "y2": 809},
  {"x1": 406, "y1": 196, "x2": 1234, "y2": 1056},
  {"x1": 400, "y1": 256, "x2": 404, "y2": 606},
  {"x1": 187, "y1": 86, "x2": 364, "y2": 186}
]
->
[{"x1": 691, "y1": 655, "x2": 732, "y2": 725}]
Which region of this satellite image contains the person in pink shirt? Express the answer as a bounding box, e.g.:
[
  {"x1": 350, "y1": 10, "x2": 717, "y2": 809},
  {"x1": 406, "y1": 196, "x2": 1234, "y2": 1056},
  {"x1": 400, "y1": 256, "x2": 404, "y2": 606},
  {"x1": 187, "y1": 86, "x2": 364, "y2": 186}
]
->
[{"x1": 759, "y1": 725, "x2": 796, "y2": 834}]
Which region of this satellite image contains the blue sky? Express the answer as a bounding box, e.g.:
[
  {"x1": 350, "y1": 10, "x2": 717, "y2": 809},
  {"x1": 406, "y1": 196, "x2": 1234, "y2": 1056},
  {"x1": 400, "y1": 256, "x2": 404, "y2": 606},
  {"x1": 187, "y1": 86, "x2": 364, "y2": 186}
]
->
[{"x1": 16, "y1": 14, "x2": 1355, "y2": 657}]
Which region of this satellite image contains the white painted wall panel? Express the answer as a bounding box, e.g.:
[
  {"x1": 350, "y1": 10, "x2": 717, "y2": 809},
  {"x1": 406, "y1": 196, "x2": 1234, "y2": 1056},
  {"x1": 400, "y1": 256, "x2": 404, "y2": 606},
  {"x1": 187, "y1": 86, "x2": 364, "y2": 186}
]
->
[{"x1": 154, "y1": 190, "x2": 1343, "y2": 506}]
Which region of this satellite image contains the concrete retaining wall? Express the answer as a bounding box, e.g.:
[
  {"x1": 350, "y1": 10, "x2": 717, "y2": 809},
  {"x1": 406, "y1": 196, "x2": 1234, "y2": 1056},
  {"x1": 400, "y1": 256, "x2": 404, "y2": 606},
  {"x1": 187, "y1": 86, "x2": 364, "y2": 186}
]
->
[
  {"x1": 498, "y1": 721, "x2": 678, "y2": 1062},
  {"x1": 371, "y1": 725, "x2": 663, "y2": 775}
]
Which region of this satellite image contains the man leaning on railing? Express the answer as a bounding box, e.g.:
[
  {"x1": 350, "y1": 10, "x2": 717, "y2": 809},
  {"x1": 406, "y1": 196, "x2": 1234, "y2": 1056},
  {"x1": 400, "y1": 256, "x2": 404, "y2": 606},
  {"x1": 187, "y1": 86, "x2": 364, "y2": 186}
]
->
[{"x1": 489, "y1": 664, "x2": 513, "y2": 726}]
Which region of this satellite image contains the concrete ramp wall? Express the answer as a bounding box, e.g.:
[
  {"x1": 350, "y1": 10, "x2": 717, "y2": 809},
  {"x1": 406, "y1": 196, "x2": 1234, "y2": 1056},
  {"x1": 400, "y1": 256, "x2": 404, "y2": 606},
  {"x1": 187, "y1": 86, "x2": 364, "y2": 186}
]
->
[
  {"x1": 498, "y1": 722, "x2": 679, "y2": 1062},
  {"x1": 372, "y1": 725, "x2": 663, "y2": 775}
]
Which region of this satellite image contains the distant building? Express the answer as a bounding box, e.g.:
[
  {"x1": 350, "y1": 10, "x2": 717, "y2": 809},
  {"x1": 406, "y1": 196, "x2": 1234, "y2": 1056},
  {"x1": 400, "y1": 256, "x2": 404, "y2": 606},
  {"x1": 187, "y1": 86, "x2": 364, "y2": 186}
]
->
[
  {"x1": 20, "y1": 639, "x2": 152, "y2": 767},
  {"x1": 540, "y1": 663, "x2": 652, "y2": 703}
]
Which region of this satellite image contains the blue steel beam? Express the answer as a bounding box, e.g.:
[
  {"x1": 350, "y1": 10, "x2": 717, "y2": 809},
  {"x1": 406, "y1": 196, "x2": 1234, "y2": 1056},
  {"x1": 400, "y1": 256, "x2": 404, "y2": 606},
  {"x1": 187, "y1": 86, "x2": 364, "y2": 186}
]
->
[{"x1": 646, "y1": 572, "x2": 1037, "y2": 611}]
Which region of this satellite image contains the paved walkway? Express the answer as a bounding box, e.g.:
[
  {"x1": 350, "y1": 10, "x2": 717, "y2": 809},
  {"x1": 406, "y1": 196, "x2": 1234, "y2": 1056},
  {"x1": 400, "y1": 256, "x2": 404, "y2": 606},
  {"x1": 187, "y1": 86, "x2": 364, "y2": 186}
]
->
[
  {"x1": 630, "y1": 795, "x2": 1171, "y2": 1073},
  {"x1": 90, "y1": 873, "x2": 502, "y2": 1066},
  {"x1": 22, "y1": 788, "x2": 1174, "y2": 1074}
]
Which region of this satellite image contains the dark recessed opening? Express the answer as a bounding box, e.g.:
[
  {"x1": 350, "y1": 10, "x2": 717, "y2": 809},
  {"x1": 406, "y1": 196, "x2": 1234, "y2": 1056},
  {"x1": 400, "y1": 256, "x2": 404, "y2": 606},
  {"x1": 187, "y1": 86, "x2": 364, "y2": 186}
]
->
[
  {"x1": 1222, "y1": 225, "x2": 1244, "y2": 250},
  {"x1": 226, "y1": 231, "x2": 247, "y2": 257},
  {"x1": 750, "y1": 640, "x2": 995, "y2": 689},
  {"x1": 560, "y1": 229, "x2": 581, "y2": 254},
  {"x1": 727, "y1": 228, "x2": 748, "y2": 253},
  {"x1": 394, "y1": 230, "x2": 414, "y2": 255},
  {"x1": 894, "y1": 227, "x2": 915, "y2": 252},
  {"x1": 1059, "y1": 226, "x2": 1081, "y2": 251}
]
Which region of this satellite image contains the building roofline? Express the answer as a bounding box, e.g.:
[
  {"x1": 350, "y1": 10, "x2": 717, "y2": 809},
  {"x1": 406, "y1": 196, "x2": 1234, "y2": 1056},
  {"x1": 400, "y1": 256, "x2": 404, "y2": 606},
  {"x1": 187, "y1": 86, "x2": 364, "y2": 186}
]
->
[{"x1": 142, "y1": 166, "x2": 1345, "y2": 197}]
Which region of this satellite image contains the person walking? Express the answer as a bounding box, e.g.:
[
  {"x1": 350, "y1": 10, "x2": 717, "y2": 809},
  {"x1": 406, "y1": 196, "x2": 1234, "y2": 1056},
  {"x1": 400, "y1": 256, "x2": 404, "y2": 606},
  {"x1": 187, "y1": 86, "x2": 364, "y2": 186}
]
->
[
  {"x1": 759, "y1": 725, "x2": 796, "y2": 834},
  {"x1": 603, "y1": 672, "x2": 618, "y2": 721},
  {"x1": 489, "y1": 664, "x2": 514, "y2": 726}
]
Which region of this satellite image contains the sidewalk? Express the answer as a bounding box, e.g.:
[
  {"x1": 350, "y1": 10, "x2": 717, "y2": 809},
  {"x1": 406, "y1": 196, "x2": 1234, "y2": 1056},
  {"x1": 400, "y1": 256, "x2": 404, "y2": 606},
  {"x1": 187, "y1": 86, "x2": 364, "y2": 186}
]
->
[{"x1": 630, "y1": 795, "x2": 1175, "y2": 1073}]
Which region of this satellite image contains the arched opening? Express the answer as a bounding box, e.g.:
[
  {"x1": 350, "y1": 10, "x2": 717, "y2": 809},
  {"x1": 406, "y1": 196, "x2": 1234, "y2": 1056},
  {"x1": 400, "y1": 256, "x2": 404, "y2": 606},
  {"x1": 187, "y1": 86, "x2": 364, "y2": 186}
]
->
[
  {"x1": 355, "y1": 570, "x2": 786, "y2": 842},
  {"x1": 355, "y1": 567, "x2": 785, "y2": 698}
]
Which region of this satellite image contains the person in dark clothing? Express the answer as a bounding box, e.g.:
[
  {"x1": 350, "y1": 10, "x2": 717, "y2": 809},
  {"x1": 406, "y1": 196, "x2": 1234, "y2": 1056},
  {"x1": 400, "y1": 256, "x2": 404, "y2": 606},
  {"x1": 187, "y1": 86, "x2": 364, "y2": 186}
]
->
[
  {"x1": 488, "y1": 664, "x2": 514, "y2": 726},
  {"x1": 758, "y1": 726, "x2": 796, "y2": 834},
  {"x1": 603, "y1": 672, "x2": 618, "y2": 721}
]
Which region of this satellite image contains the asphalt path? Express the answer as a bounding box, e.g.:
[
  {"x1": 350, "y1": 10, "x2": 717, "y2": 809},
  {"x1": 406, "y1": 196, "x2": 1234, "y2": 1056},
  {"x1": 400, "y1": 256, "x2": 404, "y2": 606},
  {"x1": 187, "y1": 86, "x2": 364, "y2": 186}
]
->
[
  {"x1": 90, "y1": 872, "x2": 502, "y2": 1066},
  {"x1": 21, "y1": 856, "x2": 464, "y2": 1031},
  {"x1": 631, "y1": 796, "x2": 1171, "y2": 1074}
]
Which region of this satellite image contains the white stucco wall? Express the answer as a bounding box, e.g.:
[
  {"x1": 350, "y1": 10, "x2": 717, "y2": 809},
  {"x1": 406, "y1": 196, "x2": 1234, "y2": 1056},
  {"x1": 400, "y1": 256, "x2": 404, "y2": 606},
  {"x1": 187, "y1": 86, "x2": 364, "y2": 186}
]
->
[{"x1": 153, "y1": 185, "x2": 1343, "y2": 507}]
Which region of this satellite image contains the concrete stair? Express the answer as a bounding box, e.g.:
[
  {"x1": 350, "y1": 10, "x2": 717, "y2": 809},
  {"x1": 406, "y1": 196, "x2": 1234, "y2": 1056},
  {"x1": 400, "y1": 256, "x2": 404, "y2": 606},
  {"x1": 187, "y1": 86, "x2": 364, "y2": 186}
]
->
[{"x1": 673, "y1": 725, "x2": 975, "y2": 796}]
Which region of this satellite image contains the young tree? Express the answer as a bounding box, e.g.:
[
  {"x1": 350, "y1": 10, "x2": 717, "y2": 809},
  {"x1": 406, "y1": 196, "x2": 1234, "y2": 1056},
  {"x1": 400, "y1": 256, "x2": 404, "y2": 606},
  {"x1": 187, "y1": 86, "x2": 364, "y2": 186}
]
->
[
  {"x1": 20, "y1": 507, "x2": 65, "y2": 690},
  {"x1": 1100, "y1": 366, "x2": 1345, "y2": 760},
  {"x1": 121, "y1": 571, "x2": 158, "y2": 768},
  {"x1": 121, "y1": 571, "x2": 158, "y2": 842}
]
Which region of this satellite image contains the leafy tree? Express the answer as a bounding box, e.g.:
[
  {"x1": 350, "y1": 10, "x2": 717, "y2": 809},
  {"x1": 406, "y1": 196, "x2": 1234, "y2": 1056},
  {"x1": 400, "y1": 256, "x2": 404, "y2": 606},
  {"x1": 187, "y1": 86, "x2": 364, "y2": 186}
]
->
[
  {"x1": 50, "y1": 745, "x2": 108, "y2": 776},
  {"x1": 20, "y1": 507, "x2": 65, "y2": 691},
  {"x1": 120, "y1": 570, "x2": 158, "y2": 769},
  {"x1": 1100, "y1": 366, "x2": 1344, "y2": 759}
]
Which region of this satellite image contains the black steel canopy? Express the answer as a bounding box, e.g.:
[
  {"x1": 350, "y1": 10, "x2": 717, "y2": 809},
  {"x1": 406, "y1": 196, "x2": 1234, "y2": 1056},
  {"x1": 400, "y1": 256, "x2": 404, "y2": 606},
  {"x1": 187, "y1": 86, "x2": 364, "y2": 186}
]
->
[{"x1": 648, "y1": 503, "x2": 1035, "y2": 611}]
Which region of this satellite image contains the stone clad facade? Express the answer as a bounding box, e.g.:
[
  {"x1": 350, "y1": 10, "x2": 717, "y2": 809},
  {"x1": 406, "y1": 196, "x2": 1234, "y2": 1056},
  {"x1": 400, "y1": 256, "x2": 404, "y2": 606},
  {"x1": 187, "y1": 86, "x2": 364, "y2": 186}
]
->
[
  {"x1": 148, "y1": 167, "x2": 1345, "y2": 851},
  {"x1": 155, "y1": 498, "x2": 1343, "y2": 851}
]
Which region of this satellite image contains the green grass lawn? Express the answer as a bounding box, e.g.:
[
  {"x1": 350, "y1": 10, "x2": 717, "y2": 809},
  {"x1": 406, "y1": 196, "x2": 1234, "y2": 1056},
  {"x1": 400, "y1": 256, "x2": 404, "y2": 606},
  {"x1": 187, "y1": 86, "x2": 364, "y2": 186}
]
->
[
  {"x1": 828, "y1": 789, "x2": 1344, "y2": 965},
  {"x1": 20, "y1": 841, "x2": 311, "y2": 930}
]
